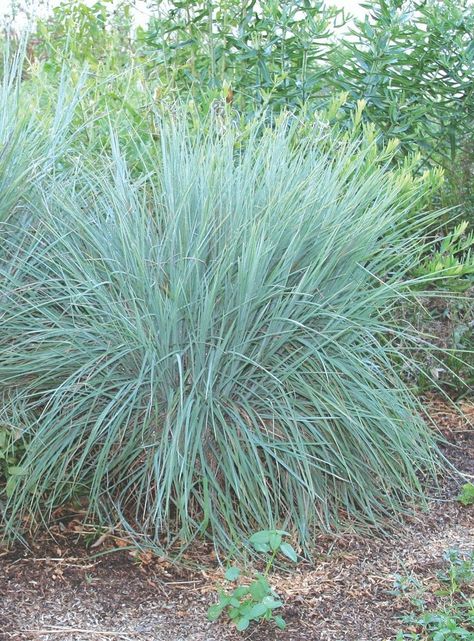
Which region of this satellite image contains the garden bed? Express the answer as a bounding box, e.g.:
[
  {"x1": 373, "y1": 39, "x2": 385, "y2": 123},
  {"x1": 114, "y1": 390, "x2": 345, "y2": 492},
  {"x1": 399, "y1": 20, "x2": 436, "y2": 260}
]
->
[{"x1": 1, "y1": 397, "x2": 473, "y2": 641}]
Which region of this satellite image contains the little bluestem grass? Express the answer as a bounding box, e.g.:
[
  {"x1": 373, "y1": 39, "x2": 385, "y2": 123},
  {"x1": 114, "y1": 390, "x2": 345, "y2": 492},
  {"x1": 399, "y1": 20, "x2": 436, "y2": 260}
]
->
[{"x1": 0, "y1": 115, "x2": 445, "y2": 555}]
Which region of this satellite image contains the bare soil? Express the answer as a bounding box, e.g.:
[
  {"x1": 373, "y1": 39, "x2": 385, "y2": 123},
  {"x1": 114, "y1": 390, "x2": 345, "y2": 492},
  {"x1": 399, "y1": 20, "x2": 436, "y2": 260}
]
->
[{"x1": 1, "y1": 396, "x2": 473, "y2": 641}]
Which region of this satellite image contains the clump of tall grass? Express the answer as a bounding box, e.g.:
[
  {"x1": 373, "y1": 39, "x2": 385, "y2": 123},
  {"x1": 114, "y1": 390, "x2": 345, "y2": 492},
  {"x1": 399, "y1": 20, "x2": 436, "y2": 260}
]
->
[
  {"x1": 0, "y1": 115, "x2": 444, "y2": 555},
  {"x1": 0, "y1": 41, "x2": 83, "y2": 225},
  {"x1": 0, "y1": 42, "x2": 46, "y2": 223}
]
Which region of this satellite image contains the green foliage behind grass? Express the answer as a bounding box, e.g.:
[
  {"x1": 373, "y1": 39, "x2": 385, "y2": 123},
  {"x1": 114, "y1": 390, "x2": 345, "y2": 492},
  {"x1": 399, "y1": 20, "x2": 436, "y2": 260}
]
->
[
  {"x1": 29, "y1": 0, "x2": 474, "y2": 174},
  {"x1": 0, "y1": 115, "x2": 446, "y2": 555},
  {"x1": 24, "y1": 0, "x2": 474, "y2": 254},
  {"x1": 331, "y1": 0, "x2": 474, "y2": 169}
]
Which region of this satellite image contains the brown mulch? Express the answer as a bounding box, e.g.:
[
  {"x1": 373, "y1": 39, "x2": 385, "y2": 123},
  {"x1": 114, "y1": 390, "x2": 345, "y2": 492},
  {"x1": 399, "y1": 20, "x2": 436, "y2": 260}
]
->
[{"x1": 0, "y1": 397, "x2": 473, "y2": 641}]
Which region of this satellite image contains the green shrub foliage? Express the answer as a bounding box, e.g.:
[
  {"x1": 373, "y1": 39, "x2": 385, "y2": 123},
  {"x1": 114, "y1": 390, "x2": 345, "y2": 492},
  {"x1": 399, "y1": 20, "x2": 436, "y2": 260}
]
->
[
  {"x1": 30, "y1": 1, "x2": 474, "y2": 169},
  {"x1": 26, "y1": 0, "x2": 474, "y2": 237}
]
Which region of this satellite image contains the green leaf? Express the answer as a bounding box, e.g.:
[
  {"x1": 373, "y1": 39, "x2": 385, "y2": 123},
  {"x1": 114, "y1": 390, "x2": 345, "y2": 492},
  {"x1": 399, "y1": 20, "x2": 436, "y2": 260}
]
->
[
  {"x1": 262, "y1": 596, "x2": 283, "y2": 610},
  {"x1": 458, "y1": 483, "x2": 474, "y2": 506},
  {"x1": 207, "y1": 603, "x2": 225, "y2": 621},
  {"x1": 249, "y1": 530, "x2": 271, "y2": 545},
  {"x1": 249, "y1": 577, "x2": 270, "y2": 601},
  {"x1": 233, "y1": 586, "x2": 250, "y2": 599},
  {"x1": 217, "y1": 592, "x2": 231, "y2": 606},
  {"x1": 7, "y1": 466, "x2": 27, "y2": 476},
  {"x1": 236, "y1": 617, "x2": 250, "y2": 631},
  {"x1": 248, "y1": 602, "x2": 268, "y2": 619},
  {"x1": 269, "y1": 531, "x2": 282, "y2": 551},
  {"x1": 274, "y1": 615, "x2": 286, "y2": 630},
  {"x1": 229, "y1": 607, "x2": 241, "y2": 620},
  {"x1": 225, "y1": 566, "x2": 240, "y2": 581},
  {"x1": 280, "y1": 542, "x2": 298, "y2": 563}
]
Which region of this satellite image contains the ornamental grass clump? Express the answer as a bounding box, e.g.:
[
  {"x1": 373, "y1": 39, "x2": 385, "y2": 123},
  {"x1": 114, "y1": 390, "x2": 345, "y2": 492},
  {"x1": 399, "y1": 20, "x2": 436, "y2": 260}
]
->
[
  {"x1": 0, "y1": 116, "x2": 443, "y2": 555},
  {"x1": 0, "y1": 45, "x2": 47, "y2": 224},
  {"x1": 0, "y1": 44, "x2": 83, "y2": 226}
]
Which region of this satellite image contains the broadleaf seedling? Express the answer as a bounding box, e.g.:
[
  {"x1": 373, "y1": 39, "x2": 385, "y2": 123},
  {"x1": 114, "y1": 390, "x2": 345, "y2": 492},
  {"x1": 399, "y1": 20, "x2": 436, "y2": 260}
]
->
[
  {"x1": 207, "y1": 529, "x2": 298, "y2": 632},
  {"x1": 457, "y1": 483, "x2": 474, "y2": 507}
]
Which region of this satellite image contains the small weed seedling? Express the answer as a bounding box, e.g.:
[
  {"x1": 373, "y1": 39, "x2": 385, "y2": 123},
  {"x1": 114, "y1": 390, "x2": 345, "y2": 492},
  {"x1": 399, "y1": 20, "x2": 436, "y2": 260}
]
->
[
  {"x1": 418, "y1": 609, "x2": 474, "y2": 641},
  {"x1": 390, "y1": 572, "x2": 426, "y2": 609},
  {"x1": 207, "y1": 529, "x2": 298, "y2": 632},
  {"x1": 0, "y1": 426, "x2": 27, "y2": 498},
  {"x1": 458, "y1": 484, "x2": 474, "y2": 507},
  {"x1": 437, "y1": 549, "x2": 474, "y2": 597},
  {"x1": 395, "y1": 549, "x2": 474, "y2": 641}
]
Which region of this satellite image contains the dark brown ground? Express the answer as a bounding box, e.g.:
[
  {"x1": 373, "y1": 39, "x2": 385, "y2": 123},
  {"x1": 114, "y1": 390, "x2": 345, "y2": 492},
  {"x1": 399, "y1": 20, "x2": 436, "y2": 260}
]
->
[{"x1": 1, "y1": 396, "x2": 473, "y2": 641}]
